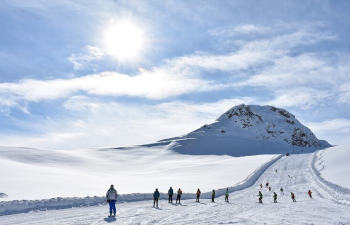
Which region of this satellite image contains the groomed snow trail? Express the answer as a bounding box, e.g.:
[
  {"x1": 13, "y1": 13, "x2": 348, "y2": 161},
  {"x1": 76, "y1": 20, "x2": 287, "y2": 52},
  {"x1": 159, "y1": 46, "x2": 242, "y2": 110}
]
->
[{"x1": 1, "y1": 153, "x2": 350, "y2": 225}]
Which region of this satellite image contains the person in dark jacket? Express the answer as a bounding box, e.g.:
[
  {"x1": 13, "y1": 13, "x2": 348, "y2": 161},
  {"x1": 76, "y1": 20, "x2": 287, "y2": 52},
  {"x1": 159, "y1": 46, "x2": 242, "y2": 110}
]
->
[
  {"x1": 196, "y1": 189, "x2": 201, "y2": 202},
  {"x1": 258, "y1": 191, "x2": 263, "y2": 203},
  {"x1": 211, "y1": 189, "x2": 216, "y2": 202},
  {"x1": 176, "y1": 188, "x2": 182, "y2": 204},
  {"x1": 273, "y1": 192, "x2": 278, "y2": 203},
  {"x1": 168, "y1": 187, "x2": 174, "y2": 203},
  {"x1": 153, "y1": 188, "x2": 160, "y2": 208},
  {"x1": 106, "y1": 184, "x2": 118, "y2": 217},
  {"x1": 225, "y1": 188, "x2": 229, "y2": 202}
]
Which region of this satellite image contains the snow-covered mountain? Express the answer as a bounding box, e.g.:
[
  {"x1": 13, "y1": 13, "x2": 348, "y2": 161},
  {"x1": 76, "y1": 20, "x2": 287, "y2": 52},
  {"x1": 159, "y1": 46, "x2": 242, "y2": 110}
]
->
[
  {"x1": 161, "y1": 104, "x2": 331, "y2": 156},
  {"x1": 193, "y1": 104, "x2": 329, "y2": 147}
]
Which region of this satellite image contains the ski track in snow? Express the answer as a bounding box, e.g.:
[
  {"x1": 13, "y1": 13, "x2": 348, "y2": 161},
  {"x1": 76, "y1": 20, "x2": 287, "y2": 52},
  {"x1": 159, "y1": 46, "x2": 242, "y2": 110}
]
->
[{"x1": 1, "y1": 152, "x2": 350, "y2": 224}]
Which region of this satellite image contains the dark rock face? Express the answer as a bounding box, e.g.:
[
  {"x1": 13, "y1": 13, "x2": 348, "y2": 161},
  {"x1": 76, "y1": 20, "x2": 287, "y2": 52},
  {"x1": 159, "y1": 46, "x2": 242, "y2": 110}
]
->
[{"x1": 0, "y1": 192, "x2": 8, "y2": 198}]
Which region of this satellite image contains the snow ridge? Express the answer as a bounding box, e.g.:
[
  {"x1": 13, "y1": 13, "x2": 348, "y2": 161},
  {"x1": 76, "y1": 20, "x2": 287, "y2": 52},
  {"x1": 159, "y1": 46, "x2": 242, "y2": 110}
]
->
[{"x1": 0, "y1": 154, "x2": 282, "y2": 216}]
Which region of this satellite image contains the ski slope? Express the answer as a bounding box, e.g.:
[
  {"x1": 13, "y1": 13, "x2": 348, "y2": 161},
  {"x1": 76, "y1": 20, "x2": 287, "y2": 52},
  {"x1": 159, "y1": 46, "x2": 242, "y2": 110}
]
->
[{"x1": 1, "y1": 152, "x2": 349, "y2": 224}]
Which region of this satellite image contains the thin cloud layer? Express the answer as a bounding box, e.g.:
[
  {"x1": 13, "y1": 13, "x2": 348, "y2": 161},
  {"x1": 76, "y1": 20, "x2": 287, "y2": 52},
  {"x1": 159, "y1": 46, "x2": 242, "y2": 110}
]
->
[
  {"x1": 0, "y1": 97, "x2": 255, "y2": 149},
  {"x1": 209, "y1": 24, "x2": 272, "y2": 36}
]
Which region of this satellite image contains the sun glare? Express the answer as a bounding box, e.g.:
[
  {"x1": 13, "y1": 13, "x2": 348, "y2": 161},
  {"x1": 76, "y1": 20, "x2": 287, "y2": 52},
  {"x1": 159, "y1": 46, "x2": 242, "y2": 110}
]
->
[{"x1": 104, "y1": 21, "x2": 144, "y2": 60}]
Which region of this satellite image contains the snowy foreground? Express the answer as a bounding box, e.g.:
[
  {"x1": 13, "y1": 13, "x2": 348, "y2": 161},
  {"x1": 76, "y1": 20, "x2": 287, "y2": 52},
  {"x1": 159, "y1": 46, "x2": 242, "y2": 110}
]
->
[{"x1": 1, "y1": 150, "x2": 350, "y2": 224}]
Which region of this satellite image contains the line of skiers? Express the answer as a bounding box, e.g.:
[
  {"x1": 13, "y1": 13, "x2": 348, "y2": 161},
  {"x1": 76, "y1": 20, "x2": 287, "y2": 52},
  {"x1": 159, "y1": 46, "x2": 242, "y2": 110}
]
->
[
  {"x1": 106, "y1": 184, "x2": 313, "y2": 216},
  {"x1": 258, "y1": 183, "x2": 313, "y2": 203},
  {"x1": 164, "y1": 187, "x2": 229, "y2": 206}
]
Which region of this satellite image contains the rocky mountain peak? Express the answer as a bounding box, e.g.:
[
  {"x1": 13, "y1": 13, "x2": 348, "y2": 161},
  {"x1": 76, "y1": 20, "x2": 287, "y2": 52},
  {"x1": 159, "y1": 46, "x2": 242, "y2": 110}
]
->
[{"x1": 190, "y1": 104, "x2": 330, "y2": 148}]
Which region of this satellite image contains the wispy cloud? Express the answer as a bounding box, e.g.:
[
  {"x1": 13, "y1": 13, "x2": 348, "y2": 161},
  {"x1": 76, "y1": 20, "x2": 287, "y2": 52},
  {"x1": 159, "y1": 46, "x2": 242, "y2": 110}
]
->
[
  {"x1": 305, "y1": 119, "x2": 350, "y2": 145},
  {"x1": 209, "y1": 24, "x2": 272, "y2": 36},
  {"x1": 338, "y1": 83, "x2": 350, "y2": 104},
  {"x1": 68, "y1": 46, "x2": 104, "y2": 70},
  {"x1": 0, "y1": 97, "x2": 255, "y2": 149},
  {"x1": 0, "y1": 70, "x2": 224, "y2": 105},
  {"x1": 307, "y1": 119, "x2": 350, "y2": 132},
  {"x1": 265, "y1": 88, "x2": 333, "y2": 109}
]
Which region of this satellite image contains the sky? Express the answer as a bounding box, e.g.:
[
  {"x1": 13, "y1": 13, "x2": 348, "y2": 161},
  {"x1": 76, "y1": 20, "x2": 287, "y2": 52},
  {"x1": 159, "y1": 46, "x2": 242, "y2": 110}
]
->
[{"x1": 0, "y1": 0, "x2": 349, "y2": 150}]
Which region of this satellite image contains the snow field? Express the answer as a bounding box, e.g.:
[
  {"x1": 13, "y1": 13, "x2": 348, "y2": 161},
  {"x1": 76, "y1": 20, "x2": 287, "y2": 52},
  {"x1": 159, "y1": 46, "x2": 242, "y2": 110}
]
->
[
  {"x1": 1, "y1": 152, "x2": 350, "y2": 224},
  {"x1": 0, "y1": 145, "x2": 277, "y2": 200},
  {"x1": 0, "y1": 154, "x2": 282, "y2": 215}
]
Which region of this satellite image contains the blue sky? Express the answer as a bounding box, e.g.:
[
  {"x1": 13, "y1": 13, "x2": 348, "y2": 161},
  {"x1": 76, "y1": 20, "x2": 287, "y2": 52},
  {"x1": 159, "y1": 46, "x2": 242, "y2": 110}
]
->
[{"x1": 0, "y1": 0, "x2": 349, "y2": 149}]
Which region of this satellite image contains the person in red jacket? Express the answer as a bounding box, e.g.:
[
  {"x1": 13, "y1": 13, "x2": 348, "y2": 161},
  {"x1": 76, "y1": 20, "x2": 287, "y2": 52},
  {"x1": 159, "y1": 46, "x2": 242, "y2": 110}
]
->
[
  {"x1": 291, "y1": 192, "x2": 296, "y2": 202},
  {"x1": 308, "y1": 190, "x2": 312, "y2": 199}
]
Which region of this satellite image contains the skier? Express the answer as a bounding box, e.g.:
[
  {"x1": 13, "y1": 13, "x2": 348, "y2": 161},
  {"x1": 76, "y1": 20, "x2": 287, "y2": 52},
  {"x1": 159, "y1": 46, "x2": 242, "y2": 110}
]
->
[
  {"x1": 291, "y1": 192, "x2": 296, "y2": 202},
  {"x1": 260, "y1": 184, "x2": 263, "y2": 189},
  {"x1": 266, "y1": 182, "x2": 269, "y2": 187},
  {"x1": 308, "y1": 190, "x2": 312, "y2": 199},
  {"x1": 176, "y1": 188, "x2": 182, "y2": 204},
  {"x1": 280, "y1": 187, "x2": 284, "y2": 195},
  {"x1": 225, "y1": 188, "x2": 229, "y2": 202},
  {"x1": 211, "y1": 189, "x2": 216, "y2": 202},
  {"x1": 273, "y1": 192, "x2": 278, "y2": 203},
  {"x1": 153, "y1": 188, "x2": 160, "y2": 208},
  {"x1": 168, "y1": 187, "x2": 173, "y2": 203},
  {"x1": 258, "y1": 191, "x2": 263, "y2": 203},
  {"x1": 269, "y1": 187, "x2": 271, "y2": 192},
  {"x1": 196, "y1": 189, "x2": 201, "y2": 202},
  {"x1": 275, "y1": 169, "x2": 277, "y2": 173},
  {"x1": 106, "y1": 184, "x2": 117, "y2": 217}
]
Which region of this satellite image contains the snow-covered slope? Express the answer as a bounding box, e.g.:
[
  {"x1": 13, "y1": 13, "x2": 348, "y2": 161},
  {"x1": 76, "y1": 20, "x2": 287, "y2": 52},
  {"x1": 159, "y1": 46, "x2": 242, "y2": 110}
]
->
[
  {"x1": 314, "y1": 145, "x2": 350, "y2": 189},
  {"x1": 163, "y1": 104, "x2": 331, "y2": 156},
  {"x1": 0, "y1": 146, "x2": 276, "y2": 201}
]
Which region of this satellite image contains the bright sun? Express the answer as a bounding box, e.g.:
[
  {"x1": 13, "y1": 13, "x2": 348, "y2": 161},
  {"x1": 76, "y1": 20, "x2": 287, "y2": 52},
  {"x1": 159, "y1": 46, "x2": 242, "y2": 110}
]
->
[{"x1": 104, "y1": 21, "x2": 144, "y2": 60}]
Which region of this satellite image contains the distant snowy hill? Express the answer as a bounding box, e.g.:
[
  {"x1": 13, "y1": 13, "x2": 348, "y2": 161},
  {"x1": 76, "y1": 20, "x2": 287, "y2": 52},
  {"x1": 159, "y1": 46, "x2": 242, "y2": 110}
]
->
[{"x1": 160, "y1": 104, "x2": 331, "y2": 156}]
